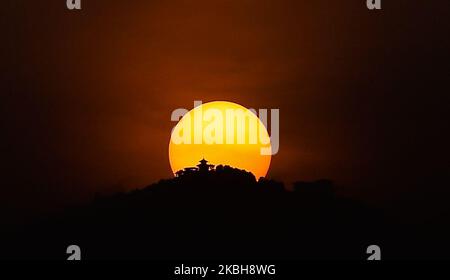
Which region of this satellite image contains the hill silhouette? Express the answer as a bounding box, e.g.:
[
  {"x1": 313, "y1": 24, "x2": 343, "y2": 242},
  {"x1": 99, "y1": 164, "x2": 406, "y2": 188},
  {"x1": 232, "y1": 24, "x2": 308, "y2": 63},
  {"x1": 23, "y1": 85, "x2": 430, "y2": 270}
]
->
[{"x1": 2, "y1": 162, "x2": 446, "y2": 260}]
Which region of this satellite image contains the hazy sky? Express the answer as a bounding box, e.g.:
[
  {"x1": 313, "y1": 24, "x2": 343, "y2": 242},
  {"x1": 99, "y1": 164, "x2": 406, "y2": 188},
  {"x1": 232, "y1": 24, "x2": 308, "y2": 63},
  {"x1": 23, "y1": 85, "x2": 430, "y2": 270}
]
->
[{"x1": 3, "y1": 0, "x2": 450, "y2": 218}]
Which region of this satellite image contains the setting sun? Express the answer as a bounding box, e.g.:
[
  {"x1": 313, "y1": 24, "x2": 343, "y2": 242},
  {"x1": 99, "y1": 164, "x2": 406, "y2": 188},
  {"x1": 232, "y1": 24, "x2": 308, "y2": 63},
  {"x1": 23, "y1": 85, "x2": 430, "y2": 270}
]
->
[{"x1": 169, "y1": 101, "x2": 272, "y2": 179}]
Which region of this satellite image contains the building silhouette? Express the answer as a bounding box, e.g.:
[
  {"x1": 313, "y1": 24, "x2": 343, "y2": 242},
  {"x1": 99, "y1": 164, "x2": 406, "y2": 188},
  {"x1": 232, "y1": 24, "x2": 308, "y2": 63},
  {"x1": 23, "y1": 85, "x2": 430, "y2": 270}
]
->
[
  {"x1": 197, "y1": 158, "x2": 215, "y2": 172},
  {"x1": 175, "y1": 158, "x2": 215, "y2": 177}
]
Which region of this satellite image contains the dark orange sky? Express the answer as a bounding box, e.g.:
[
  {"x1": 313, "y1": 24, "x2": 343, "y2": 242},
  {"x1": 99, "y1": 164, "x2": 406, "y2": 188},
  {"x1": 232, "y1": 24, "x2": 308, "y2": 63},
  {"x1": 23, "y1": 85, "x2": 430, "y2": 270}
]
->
[{"x1": 3, "y1": 0, "x2": 450, "y2": 218}]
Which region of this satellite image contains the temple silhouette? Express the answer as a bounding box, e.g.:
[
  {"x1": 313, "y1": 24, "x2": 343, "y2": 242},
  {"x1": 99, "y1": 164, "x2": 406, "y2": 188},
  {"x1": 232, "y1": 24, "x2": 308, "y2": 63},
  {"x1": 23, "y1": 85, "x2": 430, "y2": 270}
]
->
[{"x1": 175, "y1": 158, "x2": 216, "y2": 177}]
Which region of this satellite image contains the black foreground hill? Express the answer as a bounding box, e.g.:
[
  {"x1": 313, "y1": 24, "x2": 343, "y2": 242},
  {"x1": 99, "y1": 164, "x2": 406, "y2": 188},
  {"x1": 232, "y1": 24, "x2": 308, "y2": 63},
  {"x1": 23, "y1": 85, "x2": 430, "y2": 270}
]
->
[{"x1": 2, "y1": 163, "x2": 445, "y2": 260}]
